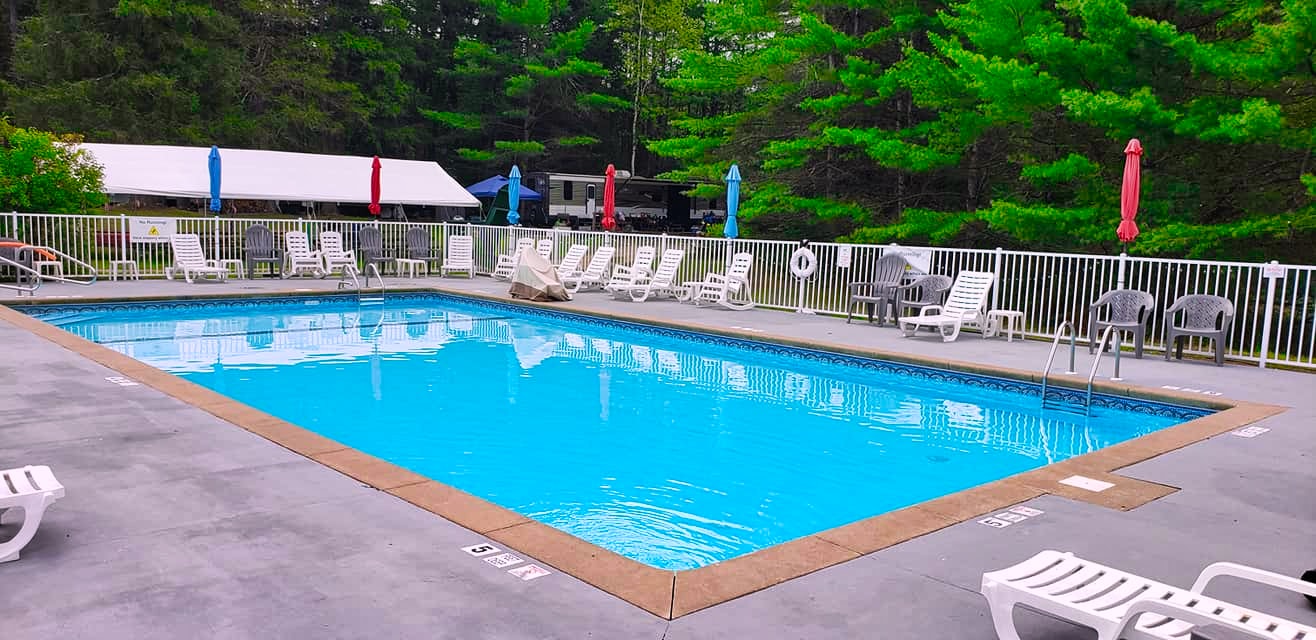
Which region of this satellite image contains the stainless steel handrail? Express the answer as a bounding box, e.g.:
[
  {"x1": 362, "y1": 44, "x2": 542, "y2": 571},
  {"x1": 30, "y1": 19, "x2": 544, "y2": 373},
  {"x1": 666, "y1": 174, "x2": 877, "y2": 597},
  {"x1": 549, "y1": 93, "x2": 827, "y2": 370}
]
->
[
  {"x1": 1039, "y1": 320, "x2": 1078, "y2": 406},
  {"x1": 27, "y1": 245, "x2": 98, "y2": 285},
  {"x1": 0, "y1": 255, "x2": 42, "y2": 296},
  {"x1": 1085, "y1": 325, "x2": 1123, "y2": 411}
]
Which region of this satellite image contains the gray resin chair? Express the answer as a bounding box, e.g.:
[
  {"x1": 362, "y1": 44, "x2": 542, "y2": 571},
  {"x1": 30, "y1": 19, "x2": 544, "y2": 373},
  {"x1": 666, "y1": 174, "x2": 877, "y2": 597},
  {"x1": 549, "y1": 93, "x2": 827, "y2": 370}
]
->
[
  {"x1": 357, "y1": 226, "x2": 390, "y2": 275},
  {"x1": 1164, "y1": 294, "x2": 1234, "y2": 366},
  {"x1": 893, "y1": 274, "x2": 953, "y2": 321},
  {"x1": 846, "y1": 253, "x2": 910, "y2": 324},
  {"x1": 1088, "y1": 289, "x2": 1155, "y2": 358},
  {"x1": 242, "y1": 225, "x2": 282, "y2": 278},
  {"x1": 404, "y1": 227, "x2": 443, "y2": 269}
]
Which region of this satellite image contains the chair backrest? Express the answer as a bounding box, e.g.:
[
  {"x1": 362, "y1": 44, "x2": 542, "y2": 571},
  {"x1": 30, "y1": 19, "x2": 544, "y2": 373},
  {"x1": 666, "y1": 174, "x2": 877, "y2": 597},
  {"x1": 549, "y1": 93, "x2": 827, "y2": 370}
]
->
[
  {"x1": 726, "y1": 252, "x2": 753, "y2": 282},
  {"x1": 319, "y1": 231, "x2": 347, "y2": 257},
  {"x1": 650, "y1": 249, "x2": 685, "y2": 286},
  {"x1": 943, "y1": 271, "x2": 995, "y2": 315},
  {"x1": 359, "y1": 226, "x2": 383, "y2": 257},
  {"x1": 169, "y1": 233, "x2": 208, "y2": 267},
  {"x1": 535, "y1": 238, "x2": 553, "y2": 260},
  {"x1": 910, "y1": 274, "x2": 953, "y2": 303},
  {"x1": 244, "y1": 225, "x2": 275, "y2": 257},
  {"x1": 1100, "y1": 289, "x2": 1156, "y2": 323},
  {"x1": 871, "y1": 253, "x2": 909, "y2": 285},
  {"x1": 557, "y1": 244, "x2": 588, "y2": 274},
  {"x1": 507, "y1": 237, "x2": 534, "y2": 258},
  {"x1": 1169, "y1": 294, "x2": 1234, "y2": 330},
  {"x1": 285, "y1": 231, "x2": 313, "y2": 257},
  {"x1": 405, "y1": 227, "x2": 431, "y2": 259},
  {"x1": 446, "y1": 235, "x2": 473, "y2": 264},
  {"x1": 0, "y1": 237, "x2": 33, "y2": 267},
  {"x1": 629, "y1": 246, "x2": 656, "y2": 273},
  {"x1": 582, "y1": 246, "x2": 616, "y2": 277}
]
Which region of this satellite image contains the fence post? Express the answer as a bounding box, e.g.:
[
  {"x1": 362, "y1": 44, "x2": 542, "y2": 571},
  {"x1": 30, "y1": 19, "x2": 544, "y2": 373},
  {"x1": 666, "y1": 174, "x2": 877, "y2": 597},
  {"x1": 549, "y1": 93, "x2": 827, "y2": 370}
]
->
[
  {"x1": 1257, "y1": 260, "x2": 1281, "y2": 369},
  {"x1": 1116, "y1": 252, "x2": 1127, "y2": 289},
  {"x1": 119, "y1": 214, "x2": 129, "y2": 262},
  {"x1": 992, "y1": 246, "x2": 1003, "y2": 310},
  {"x1": 212, "y1": 215, "x2": 221, "y2": 260}
]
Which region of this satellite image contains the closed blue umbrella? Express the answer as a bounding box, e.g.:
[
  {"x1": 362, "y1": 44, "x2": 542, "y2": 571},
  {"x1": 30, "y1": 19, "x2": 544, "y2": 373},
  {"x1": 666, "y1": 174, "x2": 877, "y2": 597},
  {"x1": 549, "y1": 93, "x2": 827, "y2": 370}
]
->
[
  {"x1": 507, "y1": 165, "x2": 522, "y2": 226},
  {"x1": 723, "y1": 164, "x2": 741, "y2": 239},
  {"x1": 208, "y1": 146, "x2": 222, "y2": 213}
]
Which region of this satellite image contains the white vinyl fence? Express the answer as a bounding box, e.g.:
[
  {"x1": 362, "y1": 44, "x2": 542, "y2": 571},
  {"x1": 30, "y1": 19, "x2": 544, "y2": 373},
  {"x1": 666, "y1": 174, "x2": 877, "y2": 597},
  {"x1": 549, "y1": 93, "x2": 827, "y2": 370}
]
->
[{"x1": 3, "y1": 211, "x2": 1313, "y2": 370}]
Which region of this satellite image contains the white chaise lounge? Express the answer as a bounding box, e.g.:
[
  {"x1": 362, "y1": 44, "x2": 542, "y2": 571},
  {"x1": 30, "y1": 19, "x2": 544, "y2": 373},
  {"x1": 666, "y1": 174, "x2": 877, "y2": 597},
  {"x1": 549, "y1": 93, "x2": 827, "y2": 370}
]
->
[
  {"x1": 898, "y1": 270, "x2": 994, "y2": 341},
  {"x1": 0, "y1": 465, "x2": 65, "y2": 563},
  {"x1": 318, "y1": 231, "x2": 357, "y2": 276},
  {"x1": 166, "y1": 233, "x2": 229, "y2": 283},
  {"x1": 493, "y1": 238, "x2": 534, "y2": 281},
  {"x1": 608, "y1": 246, "x2": 656, "y2": 287},
  {"x1": 555, "y1": 244, "x2": 589, "y2": 281},
  {"x1": 688, "y1": 252, "x2": 755, "y2": 310},
  {"x1": 981, "y1": 550, "x2": 1316, "y2": 640},
  {"x1": 608, "y1": 248, "x2": 684, "y2": 302},
  {"x1": 561, "y1": 246, "x2": 615, "y2": 293},
  {"x1": 441, "y1": 235, "x2": 475, "y2": 278},
  {"x1": 284, "y1": 231, "x2": 325, "y2": 278}
]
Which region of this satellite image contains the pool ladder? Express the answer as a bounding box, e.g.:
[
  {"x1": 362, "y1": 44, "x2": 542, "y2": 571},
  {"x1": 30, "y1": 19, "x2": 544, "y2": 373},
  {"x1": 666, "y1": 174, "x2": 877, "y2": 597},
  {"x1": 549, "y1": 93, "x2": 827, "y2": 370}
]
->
[
  {"x1": 1040, "y1": 322, "x2": 1122, "y2": 416},
  {"x1": 337, "y1": 263, "x2": 385, "y2": 305},
  {"x1": 1, "y1": 246, "x2": 99, "y2": 296}
]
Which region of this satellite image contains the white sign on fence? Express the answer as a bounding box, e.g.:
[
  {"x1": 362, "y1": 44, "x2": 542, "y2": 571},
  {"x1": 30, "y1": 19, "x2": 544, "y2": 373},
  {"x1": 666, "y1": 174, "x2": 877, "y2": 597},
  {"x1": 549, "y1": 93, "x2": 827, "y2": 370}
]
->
[
  {"x1": 129, "y1": 217, "x2": 177, "y2": 243},
  {"x1": 1262, "y1": 262, "x2": 1285, "y2": 279},
  {"x1": 837, "y1": 245, "x2": 852, "y2": 269}
]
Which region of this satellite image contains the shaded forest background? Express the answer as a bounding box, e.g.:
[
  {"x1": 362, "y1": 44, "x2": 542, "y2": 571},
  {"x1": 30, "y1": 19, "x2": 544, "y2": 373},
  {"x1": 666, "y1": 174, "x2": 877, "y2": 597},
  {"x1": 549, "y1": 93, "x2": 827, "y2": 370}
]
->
[{"x1": 1, "y1": 0, "x2": 1313, "y2": 262}]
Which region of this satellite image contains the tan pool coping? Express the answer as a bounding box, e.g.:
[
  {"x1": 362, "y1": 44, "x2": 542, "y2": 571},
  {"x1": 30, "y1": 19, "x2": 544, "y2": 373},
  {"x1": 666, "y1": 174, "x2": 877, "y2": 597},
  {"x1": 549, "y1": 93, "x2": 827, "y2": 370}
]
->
[{"x1": 0, "y1": 289, "x2": 1285, "y2": 620}]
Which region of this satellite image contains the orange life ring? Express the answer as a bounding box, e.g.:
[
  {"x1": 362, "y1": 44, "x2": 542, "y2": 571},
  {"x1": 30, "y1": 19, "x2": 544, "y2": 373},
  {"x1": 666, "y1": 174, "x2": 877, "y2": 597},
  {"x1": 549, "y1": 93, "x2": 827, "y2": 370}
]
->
[{"x1": 0, "y1": 241, "x2": 58, "y2": 261}]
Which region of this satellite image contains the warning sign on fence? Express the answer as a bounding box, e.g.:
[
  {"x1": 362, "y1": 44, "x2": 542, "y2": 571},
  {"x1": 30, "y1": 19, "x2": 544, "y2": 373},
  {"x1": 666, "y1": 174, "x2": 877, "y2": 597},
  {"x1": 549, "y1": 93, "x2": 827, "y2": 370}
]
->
[{"x1": 128, "y1": 217, "x2": 177, "y2": 243}]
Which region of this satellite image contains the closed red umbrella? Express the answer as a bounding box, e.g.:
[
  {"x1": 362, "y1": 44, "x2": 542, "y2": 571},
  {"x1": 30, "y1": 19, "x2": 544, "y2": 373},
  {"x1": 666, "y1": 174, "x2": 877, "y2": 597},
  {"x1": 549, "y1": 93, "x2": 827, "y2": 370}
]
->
[
  {"x1": 368, "y1": 156, "x2": 382, "y2": 216},
  {"x1": 1117, "y1": 139, "x2": 1142, "y2": 245},
  {"x1": 601, "y1": 164, "x2": 617, "y2": 231}
]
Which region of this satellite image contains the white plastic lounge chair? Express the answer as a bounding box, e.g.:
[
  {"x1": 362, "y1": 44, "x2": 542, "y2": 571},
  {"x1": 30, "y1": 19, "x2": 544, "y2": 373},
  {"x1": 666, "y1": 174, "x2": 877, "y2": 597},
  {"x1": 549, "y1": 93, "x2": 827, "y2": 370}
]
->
[
  {"x1": 493, "y1": 238, "x2": 535, "y2": 281},
  {"x1": 555, "y1": 244, "x2": 589, "y2": 281},
  {"x1": 981, "y1": 550, "x2": 1316, "y2": 640},
  {"x1": 0, "y1": 465, "x2": 65, "y2": 563},
  {"x1": 535, "y1": 238, "x2": 553, "y2": 261},
  {"x1": 561, "y1": 246, "x2": 615, "y2": 293},
  {"x1": 689, "y1": 252, "x2": 755, "y2": 310},
  {"x1": 608, "y1": 248, "x2": 685, "y2": 302},
  {"x1": 166, "y1": 233, "x2": 228, "y2": 283},
  {"x1": 284, "y1": 231, "x2": 325, "y2": 278},
  {"x1": 609, "y1": 246, "x2": 656, "y2": 285},
  {"x1": 318, "y1": 231, "x2": 356, "y2": 276},
  {"x1": 897, "y1": 270, "x2": 994, "y2": 341},
  {"x1": 441, "y1": 235, "x2": 475, "y2": 278}
]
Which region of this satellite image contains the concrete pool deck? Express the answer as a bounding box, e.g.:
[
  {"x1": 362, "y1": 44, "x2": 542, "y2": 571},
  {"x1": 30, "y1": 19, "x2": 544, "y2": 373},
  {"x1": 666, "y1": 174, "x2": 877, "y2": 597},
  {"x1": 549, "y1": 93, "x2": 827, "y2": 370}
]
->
[{"x1": 2, "y1": 277, "x2": 1313, "y2": 638}]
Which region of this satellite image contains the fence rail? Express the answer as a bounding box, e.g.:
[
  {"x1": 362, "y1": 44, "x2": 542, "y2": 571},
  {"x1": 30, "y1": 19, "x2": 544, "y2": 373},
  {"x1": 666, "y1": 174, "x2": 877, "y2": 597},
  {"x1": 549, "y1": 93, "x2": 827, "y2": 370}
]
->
[{"x1": 3, "y1": 211, "x2": 1313, "y2": 370}]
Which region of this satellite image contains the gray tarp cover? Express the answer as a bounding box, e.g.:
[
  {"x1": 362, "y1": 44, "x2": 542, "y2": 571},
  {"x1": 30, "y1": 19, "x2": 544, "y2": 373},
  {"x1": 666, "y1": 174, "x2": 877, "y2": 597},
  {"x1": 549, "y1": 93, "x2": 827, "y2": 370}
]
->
[{"x1": 509, "y1": 250, "x2": 571, "y2": 301}]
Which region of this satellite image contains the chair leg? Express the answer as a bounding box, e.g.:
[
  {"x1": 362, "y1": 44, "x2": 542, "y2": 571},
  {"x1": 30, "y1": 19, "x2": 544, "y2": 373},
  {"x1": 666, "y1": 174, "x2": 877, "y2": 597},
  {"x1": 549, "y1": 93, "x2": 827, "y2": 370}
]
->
[
  {"x1": 1133, "y1": 331, "x2": 1144, "y2": 359},
  {"x1": 0, "y1": 501, "x2": 50, "y2": 563},
  {"x1": 1089, "y1": 323, "x2": 1097, "y2": 354},
  {"x1": 1215, "y1": 338, "x2": 1225, "y2": 366},
  {"x1": 982, "y1": 589, "x2": 1026, "y2": 640}
]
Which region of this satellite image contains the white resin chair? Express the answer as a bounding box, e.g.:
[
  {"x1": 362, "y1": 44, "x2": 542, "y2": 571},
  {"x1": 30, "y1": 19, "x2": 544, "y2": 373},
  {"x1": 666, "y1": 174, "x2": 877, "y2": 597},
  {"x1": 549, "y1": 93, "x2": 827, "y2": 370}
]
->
[
  {"x1": 493, "y1": 238, "x2": 535, "y2": 281},
  {"x1": 555, "y1": 244, "x2": 589, "y2": 281},
  {"x1": 0, "y1": 465, "x2": 65, "y2": 563},
  {"x1": 166, "y1": 233, "x2": 228, "y2": 283},
  {"x1": 535, "y1": 238, "x2": 553, "y2": 261},
  {"x1": 981, "y1": 550, "x2": 1316, "y2": 640},
  {"x1": 561, "y1": 246, "x2": 615, "y2": 293},
  {"x1": 318, "y1": 231, "x2": 357, "y2": 276},
  {"x1": 283, "y1": 231, "x2": 325, "y2": 278},
  {"x1": 608, "y1": 246, "x2": 656, "y2": 287},
  {"x1": 441, "y1": 235, "x2": 475, "y2": 278},
  {"x1": 897, "y1": 270, "x2": 995, "y2": 341},
  {"x1": 608, "y1": 248, "x2": 684, "y2": 302},
  {"x1": 689, "y1": 252, "x2": 755, "y2": 310}
]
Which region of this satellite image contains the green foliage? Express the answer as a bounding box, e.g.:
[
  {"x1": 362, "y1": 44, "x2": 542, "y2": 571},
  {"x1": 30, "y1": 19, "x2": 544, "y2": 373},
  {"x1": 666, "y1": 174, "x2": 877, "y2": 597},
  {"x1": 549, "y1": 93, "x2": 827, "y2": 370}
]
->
[{"x1": 0, "y1": 120, "x2": 106, "y2": 213}]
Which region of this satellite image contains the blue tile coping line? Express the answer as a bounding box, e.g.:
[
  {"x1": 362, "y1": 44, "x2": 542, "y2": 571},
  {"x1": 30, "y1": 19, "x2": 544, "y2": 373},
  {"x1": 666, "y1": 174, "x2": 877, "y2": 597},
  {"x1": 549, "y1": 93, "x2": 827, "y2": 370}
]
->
[{"x1": 18, "y1": 291, "x2": 1212, "y2": 421}]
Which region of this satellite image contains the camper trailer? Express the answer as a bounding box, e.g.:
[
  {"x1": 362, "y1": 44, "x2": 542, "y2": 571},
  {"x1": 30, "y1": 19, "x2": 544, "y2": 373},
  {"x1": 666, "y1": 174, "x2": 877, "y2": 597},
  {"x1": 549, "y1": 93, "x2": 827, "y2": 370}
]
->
[{"x1": 522, "y1": 172, "x2": 725, "y2": 232}]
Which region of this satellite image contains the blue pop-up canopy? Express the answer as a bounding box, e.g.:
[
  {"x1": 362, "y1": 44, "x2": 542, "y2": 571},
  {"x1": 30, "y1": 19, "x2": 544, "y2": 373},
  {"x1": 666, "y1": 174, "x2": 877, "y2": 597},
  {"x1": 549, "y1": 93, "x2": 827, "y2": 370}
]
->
[{"x1": 465, "y1": 175, "x2": 542, "y2": 200}]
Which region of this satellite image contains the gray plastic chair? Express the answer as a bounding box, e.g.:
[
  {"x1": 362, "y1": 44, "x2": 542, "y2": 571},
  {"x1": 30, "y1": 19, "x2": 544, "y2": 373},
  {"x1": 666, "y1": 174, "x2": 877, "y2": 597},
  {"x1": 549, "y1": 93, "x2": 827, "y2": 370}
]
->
[
  {"x1": 1089, "y1": 289, "x2": 1155, "y2": 358},
  {"x1": 242, "y1": 225, "x2": 282, "y2": 278},
  {"x1": 846, "y1": 253, "x2": 911, "y2": 324},
  {"x1": 404, "y1": 227, "x2": 442, "y2": 268},
  {"x1": 894, "y1": 274, "x2": 953, "y2": 320},
  {"x1": 358, "y1": 227, "x2": 390, "y2": 274},
  {"x1": 1164, "y1": 294, "x2": 1234, "y2": 366}
]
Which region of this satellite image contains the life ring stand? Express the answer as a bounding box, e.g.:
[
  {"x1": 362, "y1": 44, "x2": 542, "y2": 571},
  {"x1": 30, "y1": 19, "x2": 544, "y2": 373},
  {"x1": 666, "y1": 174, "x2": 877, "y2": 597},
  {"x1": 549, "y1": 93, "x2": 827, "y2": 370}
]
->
[{"x1": 789, "y1": 243, "x2": 818, "y2": 280}]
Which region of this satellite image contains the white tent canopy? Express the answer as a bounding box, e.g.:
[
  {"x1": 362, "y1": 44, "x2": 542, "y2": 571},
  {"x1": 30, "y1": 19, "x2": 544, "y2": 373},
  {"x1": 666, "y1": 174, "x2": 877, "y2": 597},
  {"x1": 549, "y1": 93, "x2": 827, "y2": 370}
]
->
[{"x1": 79, "y1": 143, "x2": 480, "y2": 208}]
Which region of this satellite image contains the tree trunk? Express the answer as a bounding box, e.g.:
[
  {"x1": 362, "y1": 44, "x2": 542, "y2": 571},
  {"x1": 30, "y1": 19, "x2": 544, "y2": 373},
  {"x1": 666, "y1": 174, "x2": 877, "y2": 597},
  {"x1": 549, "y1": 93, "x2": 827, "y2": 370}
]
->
[{"x1": 629, "y1": 0, "x2": 645, "y2": 174}]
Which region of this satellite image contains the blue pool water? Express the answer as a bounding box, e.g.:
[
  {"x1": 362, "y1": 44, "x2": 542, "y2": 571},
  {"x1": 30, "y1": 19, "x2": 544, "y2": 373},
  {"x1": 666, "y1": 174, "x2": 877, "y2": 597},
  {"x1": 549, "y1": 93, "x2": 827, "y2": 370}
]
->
[{"x1": 30, "y1": 294, "x2": 1205, "y2": 570}]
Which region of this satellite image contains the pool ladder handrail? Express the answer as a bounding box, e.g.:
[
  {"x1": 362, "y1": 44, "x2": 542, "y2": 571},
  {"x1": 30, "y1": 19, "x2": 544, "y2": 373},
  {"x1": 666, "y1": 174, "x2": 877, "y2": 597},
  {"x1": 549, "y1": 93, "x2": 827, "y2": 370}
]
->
[
  {"x1": 1085, "y1": 324, "x2": 1123, "y2": 411},
  {"x1": 0, "y1": 255, "x2": 43, "y2": 296},
  {"x1": 29, "y1": 245, "x2": 99, "y2": 287},
  {"x1": 1039, "y1": 321, "x2": 1079, "y2": 408},
  {"x1": 337, "y1": 263, "x2": 385, "y2": 304}
]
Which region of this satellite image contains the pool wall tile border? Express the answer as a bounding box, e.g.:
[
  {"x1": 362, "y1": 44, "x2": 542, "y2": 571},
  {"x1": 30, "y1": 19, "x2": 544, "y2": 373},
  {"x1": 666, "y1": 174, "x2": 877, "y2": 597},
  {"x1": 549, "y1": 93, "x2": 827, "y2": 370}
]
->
[{"x1": 0, "y1": 290, "x2": 1286, "y2": 621}]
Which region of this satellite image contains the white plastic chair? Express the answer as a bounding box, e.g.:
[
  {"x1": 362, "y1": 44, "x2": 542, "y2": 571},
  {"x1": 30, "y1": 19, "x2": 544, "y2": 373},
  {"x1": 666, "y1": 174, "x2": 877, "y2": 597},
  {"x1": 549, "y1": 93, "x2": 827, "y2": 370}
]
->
[
  {"x1": 608, "y1": 246, "x2": 656, "y2": 287},
  {"x1": 981, "y1": 550, "x2": 1316, "y2": 640},
  {"x1": 318, "y1": 231, "x2": 356, "y2": 276},
  {"x1": 897, "y1": 270, "x2": 995, "y2": 341},
  {"x1": 535, "y1": 238, "x2": 553, "y2": 261},
  {"x1": 555, "y1": 244, "x2": 589, "y2": 281},
  {"x1": 441, "y1": 235, "x2": 475, "y2": 278},
  {"x1": 283, "y1": 231, "x2": 324, "y2": 278},
  {"x1": 561, "y1": 246, "x2": 615, "y2": 293},
  {"x1": 0, "y1": 465, "x2": 65, "y2": 563},
  {"x1": 166, "y1": 233, "x2": 228, "y2": 283},
  {"x1": 493, "y1": 238, "x2": 534, "y2": 281},
  {"x1": 689, "y1": 252, "x2": 755, "y2": 310},
  {"x1": 608, "y1": 248, "x2": 684, "y2": 302}
]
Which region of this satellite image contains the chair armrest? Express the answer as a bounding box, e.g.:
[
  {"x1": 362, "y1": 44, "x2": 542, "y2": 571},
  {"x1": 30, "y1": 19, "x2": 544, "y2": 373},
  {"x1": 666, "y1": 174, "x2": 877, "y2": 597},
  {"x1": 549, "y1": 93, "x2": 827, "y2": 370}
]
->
[
  {"x1": 849, "y1": 282, "x2": 874, "y2": 295},
  {"x1": 705, "y1": 273, "x2": 728, "y2": 283},
  {"x1": 1115, "y1": 598, "x2": 1272, "y2": 640},
  {"x1": 1166, "y1": 297, "x2": 1189, "y2": 314},
  {"x1": 918, "y1": 305, "x2": 943, "y2": 317},
  {"x1": 1191, "y1": 561, "x2": 1316, "y2": 600}
]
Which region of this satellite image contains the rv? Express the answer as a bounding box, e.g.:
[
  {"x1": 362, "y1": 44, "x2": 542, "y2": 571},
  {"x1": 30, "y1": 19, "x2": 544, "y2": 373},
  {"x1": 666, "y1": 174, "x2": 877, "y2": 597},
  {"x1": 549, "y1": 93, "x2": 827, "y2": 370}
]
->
[{"x1": 522, "y1": 172, "x2": 725, "y2": 232}]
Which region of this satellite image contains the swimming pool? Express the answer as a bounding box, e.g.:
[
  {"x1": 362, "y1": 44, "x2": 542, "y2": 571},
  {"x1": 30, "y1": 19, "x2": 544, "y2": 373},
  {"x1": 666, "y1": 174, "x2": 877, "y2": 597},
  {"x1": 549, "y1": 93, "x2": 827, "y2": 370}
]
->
[{"x1": 29, "y1": 294, "x2": 1207, "y2": 570}]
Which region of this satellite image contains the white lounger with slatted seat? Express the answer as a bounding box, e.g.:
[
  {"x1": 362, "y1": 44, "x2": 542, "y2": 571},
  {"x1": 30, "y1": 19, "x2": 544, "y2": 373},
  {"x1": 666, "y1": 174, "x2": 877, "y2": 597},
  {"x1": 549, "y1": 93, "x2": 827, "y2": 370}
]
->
[
  {"x1": 981, "y1": 550, "x2": 1316, "y2": 640},
  {"x1": 898, "y1": 270, "x2": 995, "y2": 341},
  {"x1": 561, "y1": 246, "x2": 615, "y2": 293},
  {"x1": 0, "y1": 465, "x2": 65, "y2": 563},
  {"x1": 493, "y1": 238, "x2": 535, "y2": 281},
  {"x1": 441, "y1": 235, "x2": 475, "y2": 278},
  {"x1": 166, "y1": 233, "x2": 229, "y2": 283},
  {"x1": 608, "y1": 248, "x2": 684, "y2": 302}
]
